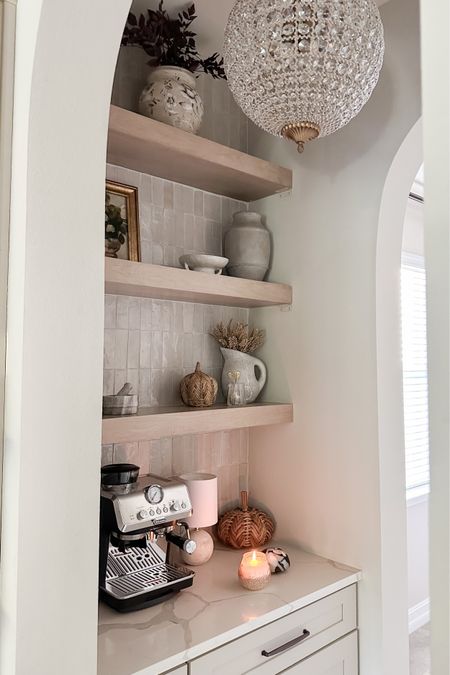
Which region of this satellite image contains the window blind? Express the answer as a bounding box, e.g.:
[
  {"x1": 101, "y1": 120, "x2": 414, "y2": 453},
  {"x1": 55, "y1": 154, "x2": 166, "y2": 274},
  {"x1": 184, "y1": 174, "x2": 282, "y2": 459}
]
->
[{"x1": 401, "y1": 253, "x2": 430, "y2": 496}]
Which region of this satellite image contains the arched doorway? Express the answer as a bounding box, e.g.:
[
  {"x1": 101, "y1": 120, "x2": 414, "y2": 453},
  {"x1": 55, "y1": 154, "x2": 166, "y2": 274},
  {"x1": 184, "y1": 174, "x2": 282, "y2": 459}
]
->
[{"x1": 376, "y1": 118, "x2": 423, "y2": 675}]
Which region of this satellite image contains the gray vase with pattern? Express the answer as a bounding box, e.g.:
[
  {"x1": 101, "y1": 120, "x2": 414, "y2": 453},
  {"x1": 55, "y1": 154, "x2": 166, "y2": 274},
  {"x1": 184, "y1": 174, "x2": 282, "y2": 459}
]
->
[{"x1": 139, "y1": 66, "x2": 204, "y2": 134}]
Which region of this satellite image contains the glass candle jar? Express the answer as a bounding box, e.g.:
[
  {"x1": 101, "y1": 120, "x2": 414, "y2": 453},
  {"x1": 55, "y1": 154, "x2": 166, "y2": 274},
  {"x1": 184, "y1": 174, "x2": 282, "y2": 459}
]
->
[
  {"x1": 227, "y1": 382, "x2": 248, "y2": 406},
  {"x1": 226, "y1": 370, "x2": 251, "y2": 407},
  {"x1": 238, "y1": 550, "x2": 271, "y2": 591}
]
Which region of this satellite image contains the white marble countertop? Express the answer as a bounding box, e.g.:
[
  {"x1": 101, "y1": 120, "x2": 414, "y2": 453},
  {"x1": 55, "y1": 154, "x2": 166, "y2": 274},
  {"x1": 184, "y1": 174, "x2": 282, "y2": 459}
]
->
[{"x1": 97, "y1": 544, "x2": 361, "y2": 675}]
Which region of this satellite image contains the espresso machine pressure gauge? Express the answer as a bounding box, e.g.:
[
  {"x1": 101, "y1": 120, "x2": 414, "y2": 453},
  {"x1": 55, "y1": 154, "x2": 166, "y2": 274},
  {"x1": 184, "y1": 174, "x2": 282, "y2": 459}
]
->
[{"x1": 146, "y1": 484, "x2": 163, "y2": 504}]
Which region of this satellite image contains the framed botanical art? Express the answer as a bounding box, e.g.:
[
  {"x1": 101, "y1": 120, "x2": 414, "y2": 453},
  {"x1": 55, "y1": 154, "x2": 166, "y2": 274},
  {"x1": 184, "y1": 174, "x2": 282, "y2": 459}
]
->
[{"x1": 105, "y1": 180, "x2": 140, "y2": 261}]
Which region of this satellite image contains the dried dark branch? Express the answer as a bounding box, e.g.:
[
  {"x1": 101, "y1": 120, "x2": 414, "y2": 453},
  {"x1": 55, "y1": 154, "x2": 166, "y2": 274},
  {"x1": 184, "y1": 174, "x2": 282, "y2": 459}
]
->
[{"x1": 121, "y1": 2, "x2": 226, "y2": 79}]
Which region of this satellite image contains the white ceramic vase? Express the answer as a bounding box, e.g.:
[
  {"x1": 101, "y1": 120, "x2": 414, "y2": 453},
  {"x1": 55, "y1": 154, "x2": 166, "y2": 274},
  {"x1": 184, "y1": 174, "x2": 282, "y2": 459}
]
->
[
  {"x1": 220, "y1": 347, "x2": 267, "y2": 404},
  {"x1": 224, "y1": 211, "x2": 271, "y2": 281},
  {"x1": 139, "y1": 66, "x2": 204, "y2": 134}
]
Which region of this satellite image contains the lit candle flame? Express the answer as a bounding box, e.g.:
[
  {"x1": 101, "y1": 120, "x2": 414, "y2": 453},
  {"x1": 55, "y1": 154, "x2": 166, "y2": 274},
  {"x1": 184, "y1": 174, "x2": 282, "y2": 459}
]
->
[{"x1": 249, "y1": 550, "x2": 259, "y2": 567}]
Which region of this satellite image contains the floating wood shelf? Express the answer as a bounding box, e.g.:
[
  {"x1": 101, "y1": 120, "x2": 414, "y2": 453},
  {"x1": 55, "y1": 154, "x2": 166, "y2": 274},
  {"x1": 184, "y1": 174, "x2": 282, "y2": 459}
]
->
[
  {"x1": 102, "y1": 403, "x2": 293, "y2": 444},
  {"x1": 105, "y1": 258, "x2": 292, "y2": 308},
  {"x1": 107, "y1": 105, "x2": 292, "y2": 201}
]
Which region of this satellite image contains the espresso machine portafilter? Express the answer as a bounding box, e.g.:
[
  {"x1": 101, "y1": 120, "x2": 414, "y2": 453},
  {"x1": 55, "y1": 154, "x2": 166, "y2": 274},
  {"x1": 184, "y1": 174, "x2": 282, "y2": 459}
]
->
[{"x1": 99, "y1": 463, "x2": 196, "y2": 612}]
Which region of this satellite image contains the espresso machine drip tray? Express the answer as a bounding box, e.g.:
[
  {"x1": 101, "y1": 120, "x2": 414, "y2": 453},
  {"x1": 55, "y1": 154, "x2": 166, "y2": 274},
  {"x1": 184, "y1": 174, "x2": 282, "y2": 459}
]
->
[{"x1": 102, "y1": 541, "x2": 194, "y2": 609}]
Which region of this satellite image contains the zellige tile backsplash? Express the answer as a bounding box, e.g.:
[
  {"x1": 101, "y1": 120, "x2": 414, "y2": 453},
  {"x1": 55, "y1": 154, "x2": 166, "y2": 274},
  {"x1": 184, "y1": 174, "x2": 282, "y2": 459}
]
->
[{"x1": 103, "y1": 162, "x2": 250, "y2": 512}]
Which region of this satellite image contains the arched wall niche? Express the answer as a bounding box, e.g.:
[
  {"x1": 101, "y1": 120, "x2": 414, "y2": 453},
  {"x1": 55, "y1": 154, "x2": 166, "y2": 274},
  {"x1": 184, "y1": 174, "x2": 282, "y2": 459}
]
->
[
  {"x1": 0, "y1": 1, "x2": 131, "y2": 673},
  {"x1": 0, "y1": 1, "x2": 425, "y2": 674},
  {"x1": 376, "y1": 117, "x2": 423, "y2": 675}
]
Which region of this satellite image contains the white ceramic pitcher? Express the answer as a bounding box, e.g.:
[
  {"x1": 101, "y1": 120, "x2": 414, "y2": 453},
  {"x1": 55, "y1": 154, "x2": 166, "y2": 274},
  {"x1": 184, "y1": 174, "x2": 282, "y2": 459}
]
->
[{"x1": 220, "y1": 347, "x2": 267, "y2": 403}]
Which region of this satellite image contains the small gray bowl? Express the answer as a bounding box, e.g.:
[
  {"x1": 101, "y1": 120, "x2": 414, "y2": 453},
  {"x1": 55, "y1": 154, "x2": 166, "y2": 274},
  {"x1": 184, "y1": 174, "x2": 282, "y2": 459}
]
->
[{"x1": 179, "y1": 254, "x2": 229, "y2": 274}]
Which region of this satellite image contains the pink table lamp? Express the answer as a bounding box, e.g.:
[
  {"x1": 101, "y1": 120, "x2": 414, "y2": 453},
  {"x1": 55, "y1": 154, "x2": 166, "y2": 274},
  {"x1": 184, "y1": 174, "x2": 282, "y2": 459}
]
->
[{"x1": 179, "y1": 473, "x2": 218, "y2": 565}]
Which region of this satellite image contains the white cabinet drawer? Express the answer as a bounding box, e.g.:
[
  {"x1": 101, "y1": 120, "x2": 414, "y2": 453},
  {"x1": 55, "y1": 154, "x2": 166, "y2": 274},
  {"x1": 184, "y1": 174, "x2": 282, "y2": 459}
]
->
[
  {"x1": 190, "y1": 585, "x2": 356, "y2": 675},
  {"x1": 281, "y1": 631, "x2": 358, "y2": 674}
]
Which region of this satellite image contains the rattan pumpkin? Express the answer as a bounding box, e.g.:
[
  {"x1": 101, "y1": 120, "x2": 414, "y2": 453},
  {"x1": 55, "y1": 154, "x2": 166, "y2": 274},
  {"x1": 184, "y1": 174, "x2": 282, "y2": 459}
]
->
[
  {"x1": 180, "y1": 362, "x2": 218, "y2": 408},
  {"x1": 217, "y1": 491, "x2": 275, "y2": 549}
]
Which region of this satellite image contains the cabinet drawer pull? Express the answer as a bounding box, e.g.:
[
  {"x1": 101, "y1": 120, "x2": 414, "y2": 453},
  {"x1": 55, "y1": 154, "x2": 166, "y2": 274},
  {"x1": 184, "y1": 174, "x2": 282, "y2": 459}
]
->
[{"x1": 261, "y1": 629, "x2": 311, "y2": 657}]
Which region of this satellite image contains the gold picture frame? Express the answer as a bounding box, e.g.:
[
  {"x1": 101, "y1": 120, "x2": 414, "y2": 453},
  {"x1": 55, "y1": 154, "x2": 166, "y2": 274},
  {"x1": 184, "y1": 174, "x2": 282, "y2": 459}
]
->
[{"x1": 105, "y1": 180, "x2": 140, "y2": 261}]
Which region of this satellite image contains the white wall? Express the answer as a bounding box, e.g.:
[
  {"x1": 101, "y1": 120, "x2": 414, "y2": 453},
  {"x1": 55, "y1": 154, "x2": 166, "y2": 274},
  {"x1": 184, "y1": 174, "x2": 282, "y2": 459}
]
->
[
  {"x1": 0, "y1": 0, "x2": 16, "y2": 522},
  {"x1": 247, "y1": 0, "x2": 421, "y2": 673},
  {"x1": 420, "y1": 0, "x2": 450, "y2": 669},
  {"x1": 0, "y1": 1, "x2": 131, "y2": 673}
]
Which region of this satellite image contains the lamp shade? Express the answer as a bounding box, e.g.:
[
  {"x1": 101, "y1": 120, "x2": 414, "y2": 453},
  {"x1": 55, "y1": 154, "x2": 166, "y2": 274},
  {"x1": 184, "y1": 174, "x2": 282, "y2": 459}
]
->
[{"x1": 180, "y1": 473, "x2": 218, "y2": 529}]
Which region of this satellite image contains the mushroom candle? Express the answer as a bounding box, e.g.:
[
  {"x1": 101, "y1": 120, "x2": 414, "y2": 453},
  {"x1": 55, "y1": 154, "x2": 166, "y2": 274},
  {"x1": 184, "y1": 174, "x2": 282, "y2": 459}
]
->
[{"x1": 238, "y1": 550, "x2": 271, "y2": 591}]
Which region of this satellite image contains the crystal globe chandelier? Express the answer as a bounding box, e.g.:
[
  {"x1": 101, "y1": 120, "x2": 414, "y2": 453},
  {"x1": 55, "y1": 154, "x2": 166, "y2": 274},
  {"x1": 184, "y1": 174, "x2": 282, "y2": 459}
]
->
[{"x1": 223, "y1": 0, "x2": 384, "y2": 153}]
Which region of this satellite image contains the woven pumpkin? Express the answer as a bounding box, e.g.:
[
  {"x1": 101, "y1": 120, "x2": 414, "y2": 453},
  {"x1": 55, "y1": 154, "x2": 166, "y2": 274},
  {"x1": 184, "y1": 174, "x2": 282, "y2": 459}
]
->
[
  {"x1": 217, "y1": 491, "x2": 275, "y2": 549},
  {"x1": 180, "y1": 362, "x2": 218, "y2": 408}
]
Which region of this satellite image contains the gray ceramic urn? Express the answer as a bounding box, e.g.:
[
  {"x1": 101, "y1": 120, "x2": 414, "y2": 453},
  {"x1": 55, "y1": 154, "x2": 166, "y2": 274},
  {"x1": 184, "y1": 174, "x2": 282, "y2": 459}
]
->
[{"x1": 224, "y1": 211, "x2": 271, "y2": 281}]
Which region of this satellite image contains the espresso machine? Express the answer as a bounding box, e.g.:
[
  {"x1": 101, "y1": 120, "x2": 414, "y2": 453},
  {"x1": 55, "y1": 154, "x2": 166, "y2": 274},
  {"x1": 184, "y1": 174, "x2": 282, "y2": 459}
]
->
[{"x1": 99, "y1": 463, "x2": 196, "y2": 612}]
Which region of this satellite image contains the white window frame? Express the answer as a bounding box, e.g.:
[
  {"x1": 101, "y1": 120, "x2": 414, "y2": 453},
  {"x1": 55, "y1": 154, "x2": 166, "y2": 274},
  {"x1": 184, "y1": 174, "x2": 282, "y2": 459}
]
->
[{"x1": 401, "y1": 251, "x2": 430, "y2": 502}]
